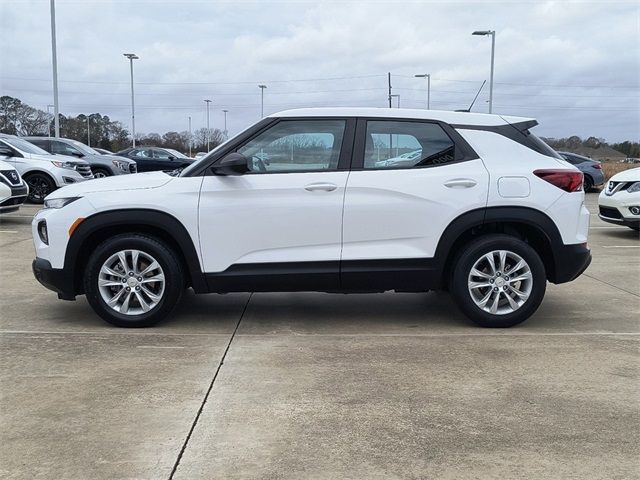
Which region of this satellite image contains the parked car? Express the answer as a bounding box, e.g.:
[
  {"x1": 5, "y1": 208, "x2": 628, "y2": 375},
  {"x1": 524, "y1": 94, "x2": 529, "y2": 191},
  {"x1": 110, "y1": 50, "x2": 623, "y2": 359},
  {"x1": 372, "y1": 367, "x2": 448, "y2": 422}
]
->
[
  {"x1": 0, "y1": 159, "x2": 28, "y2": 213},
  {"x1": 25, "y1": 137, "x2": 137, "y2": 178},
  {"x1": 558, "y1": 151, "x2": 604, "y2": 191},
  {"x1": 114, "y1": 146, "x2": 193, "y2": 172},
  {"x1": 598, "y1": 167, "x2": 640, "y2": 231},
  {"x1": 32, "y1": 108, "x2": 591, "y2": 328},
  {"x1": 93, "y1": 147, "x2": 113, "y2": 155},
  {"x1": 0, "y1": 134, "x2": 93, "y2": 203},
  {"x1": 194, "y1": 152, "x2": 207, "y2": 159}
]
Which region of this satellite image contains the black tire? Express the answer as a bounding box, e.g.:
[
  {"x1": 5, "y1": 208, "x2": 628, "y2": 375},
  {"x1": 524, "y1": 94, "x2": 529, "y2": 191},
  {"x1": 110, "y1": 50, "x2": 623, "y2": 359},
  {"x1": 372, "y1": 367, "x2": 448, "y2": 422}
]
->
[
  {"x1": 83, "y1": 234, "x2": 185, "y2": 327},
  {"x1": 450, "y1": 234, "x2": 546, "y2": 328},
  {"x1": 92, "y1": 168, "x2": 111, "y2": 178},
  {"x1": 24, "y1": 172, "x2": 56, "y2": 204},
  {"x1": 584, "y1": 175, "x2": 593, "y2": 192}
]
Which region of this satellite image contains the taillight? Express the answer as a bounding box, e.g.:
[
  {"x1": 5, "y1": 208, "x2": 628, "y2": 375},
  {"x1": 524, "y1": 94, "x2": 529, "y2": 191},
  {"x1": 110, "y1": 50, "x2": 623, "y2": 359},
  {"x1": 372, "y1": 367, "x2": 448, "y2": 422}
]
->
[
  {"x1": 593, "y1": 163, "x2": 602, "y2": 170},
  {"x1": 534, "y1": 169, "x2": 583, "y2": 192}
]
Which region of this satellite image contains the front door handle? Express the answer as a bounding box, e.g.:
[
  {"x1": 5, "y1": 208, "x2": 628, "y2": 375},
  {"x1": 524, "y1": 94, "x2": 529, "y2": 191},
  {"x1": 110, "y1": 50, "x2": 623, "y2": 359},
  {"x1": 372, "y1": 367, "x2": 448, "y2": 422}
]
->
[
  {"x1": 444, "y1": 178, "x2": 477, "y2": 189},
  {"x1": 305, "y1": 182, "x2": 338, "y2": 192}
]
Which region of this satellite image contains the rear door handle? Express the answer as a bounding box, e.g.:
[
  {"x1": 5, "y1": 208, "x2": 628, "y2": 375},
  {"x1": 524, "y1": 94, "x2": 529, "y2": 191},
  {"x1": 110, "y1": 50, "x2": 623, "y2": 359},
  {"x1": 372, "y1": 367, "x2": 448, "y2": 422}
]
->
[
  {"x1": 444, "y1": 178, "x2": 477, "y2": 189},
  {"x1": 305, "y1": 182, "x2": 338, "y2": 192}
]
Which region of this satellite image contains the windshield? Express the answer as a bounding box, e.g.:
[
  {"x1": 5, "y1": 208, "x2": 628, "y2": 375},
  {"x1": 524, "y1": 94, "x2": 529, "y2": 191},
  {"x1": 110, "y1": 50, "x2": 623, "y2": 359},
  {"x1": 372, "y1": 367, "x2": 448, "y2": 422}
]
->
[
  {"x1": 69, "y1": 139, "x2": 100, "y2": 155},
  {"x1": 166, "y1": 148, "x2": 187, "y2": 158},
  {"x1": 2, "y1": 137, "x2": 50, "y2": 155}
]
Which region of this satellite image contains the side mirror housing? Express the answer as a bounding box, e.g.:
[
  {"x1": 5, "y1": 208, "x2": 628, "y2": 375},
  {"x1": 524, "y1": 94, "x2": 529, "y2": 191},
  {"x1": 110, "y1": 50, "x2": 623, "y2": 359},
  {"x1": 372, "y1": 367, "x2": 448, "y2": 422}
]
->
[
  {"x1": 211, "y1": 152, "x2": 250, "y2": 176},
  {"x1": 0, "y1": 145, "x2": 13, "y2": 157},
  {"x1": 70, "y1": 151, "x2": 84, "y2": 158}
]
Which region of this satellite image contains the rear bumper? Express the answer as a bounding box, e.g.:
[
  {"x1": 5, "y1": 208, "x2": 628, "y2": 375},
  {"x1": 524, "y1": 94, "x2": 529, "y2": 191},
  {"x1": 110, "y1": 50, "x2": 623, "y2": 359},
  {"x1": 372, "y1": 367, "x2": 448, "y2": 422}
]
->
[
  {"x1": 32, "y1": 257, "x2": 76, "y2": 300},
  {"x1": 550, "y1": 243, "x2": 592, "y2": 284}
]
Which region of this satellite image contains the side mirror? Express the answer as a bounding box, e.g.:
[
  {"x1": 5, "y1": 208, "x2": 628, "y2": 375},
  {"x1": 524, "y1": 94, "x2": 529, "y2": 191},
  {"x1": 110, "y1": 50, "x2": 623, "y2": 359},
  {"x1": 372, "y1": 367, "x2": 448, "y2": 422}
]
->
[
  {"x1": 0, "y1": 145, "x2": 13, "y2": 157},
  {"x1": 211, "y1": 152, "x2": 250, "y2": 176},
  {"x1": 70, "y1": 151, "x2": 84, "y2": 158},
  {"x1": 168, "y1": 156, "x2": 176, "y2": 161}
]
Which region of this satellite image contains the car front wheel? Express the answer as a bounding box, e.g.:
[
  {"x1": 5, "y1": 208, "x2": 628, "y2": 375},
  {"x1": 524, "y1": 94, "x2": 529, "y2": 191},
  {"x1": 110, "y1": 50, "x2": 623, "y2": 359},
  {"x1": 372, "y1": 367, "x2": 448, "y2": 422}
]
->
[
  {"x1": 24, "y1": 172, "x2": 56, "y2": 203},
  {"x1": 84, "y1": 234, "x2": 185, "y2": 327},
  {"x1": 450, "y1": 234, "x2": 546, "y2": 328}
]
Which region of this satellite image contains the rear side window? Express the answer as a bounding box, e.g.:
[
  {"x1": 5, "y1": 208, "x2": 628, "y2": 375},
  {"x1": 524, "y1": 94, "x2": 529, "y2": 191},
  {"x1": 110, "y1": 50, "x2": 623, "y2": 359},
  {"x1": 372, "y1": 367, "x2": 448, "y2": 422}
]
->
[{"x1": 364, "y1": 121, "x2": 455, "y2": 169}]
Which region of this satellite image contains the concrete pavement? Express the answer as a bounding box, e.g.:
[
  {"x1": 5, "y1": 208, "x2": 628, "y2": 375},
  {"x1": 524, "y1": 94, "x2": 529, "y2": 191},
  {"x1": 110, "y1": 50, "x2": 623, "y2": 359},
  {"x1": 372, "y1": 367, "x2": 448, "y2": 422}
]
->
[{"x1": 1, "y1": 193, "x2": 638, "y2": 479}]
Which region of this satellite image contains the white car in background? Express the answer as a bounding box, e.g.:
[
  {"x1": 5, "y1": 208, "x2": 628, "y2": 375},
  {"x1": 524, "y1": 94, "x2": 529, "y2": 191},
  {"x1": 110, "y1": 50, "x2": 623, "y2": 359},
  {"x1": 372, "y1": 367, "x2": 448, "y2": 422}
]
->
[
  {"x1": 0, "y1": 134, "x2": 93, "y2": 203},
  {"x1": 0, "y1": 159, "x2": 28, "y2": 213},
  {"x1": 598, "y1": 167, "x2": 640, "y2": 231}
]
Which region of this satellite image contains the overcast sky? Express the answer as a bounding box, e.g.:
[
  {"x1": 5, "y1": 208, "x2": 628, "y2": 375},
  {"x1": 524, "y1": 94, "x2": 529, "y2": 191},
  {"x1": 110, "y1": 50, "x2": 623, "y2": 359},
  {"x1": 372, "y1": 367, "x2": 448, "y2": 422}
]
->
[{"x1": 1, "y1": 0, "x2": 639, "y2": 142}]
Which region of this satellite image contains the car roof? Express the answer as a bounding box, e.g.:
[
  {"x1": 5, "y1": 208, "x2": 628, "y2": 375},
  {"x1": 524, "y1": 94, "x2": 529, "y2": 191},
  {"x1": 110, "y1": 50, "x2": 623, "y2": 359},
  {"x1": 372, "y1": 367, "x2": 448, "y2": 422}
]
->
[{"x1": 268, "y1": 107, "x2": 534, "y2": 127}]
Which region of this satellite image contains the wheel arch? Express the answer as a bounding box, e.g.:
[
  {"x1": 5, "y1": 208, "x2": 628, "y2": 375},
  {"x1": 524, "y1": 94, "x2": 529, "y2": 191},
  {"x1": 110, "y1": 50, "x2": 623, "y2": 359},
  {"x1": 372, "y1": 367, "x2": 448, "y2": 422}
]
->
[
  {"x1": 435, "y1": 206, "x2": 564, "y2": 285},
  {"x1": 66, "y1": 209, "x2": 206, "y2": 296}
]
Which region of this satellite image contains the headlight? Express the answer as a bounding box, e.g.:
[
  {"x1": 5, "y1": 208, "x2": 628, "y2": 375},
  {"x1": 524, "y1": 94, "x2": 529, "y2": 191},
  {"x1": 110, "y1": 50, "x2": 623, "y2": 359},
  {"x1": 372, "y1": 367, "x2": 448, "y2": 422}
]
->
[
  {"x1": 51, "y1": 160, "x2": 77, "y2": 170},
  {"x1": 44, "y1": 197, "x2": 80, "y2": 209},
  {"x1": 112, "y1": 159, "x2": 128, "y2": 172},
  {"x1": 627, "y1": 182, "x2": 640, "y2": 193}
]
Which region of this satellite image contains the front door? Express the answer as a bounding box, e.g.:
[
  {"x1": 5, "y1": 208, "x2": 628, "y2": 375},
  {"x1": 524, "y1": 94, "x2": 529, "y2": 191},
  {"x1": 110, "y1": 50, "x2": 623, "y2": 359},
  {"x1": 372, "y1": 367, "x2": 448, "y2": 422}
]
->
[{"x1": 198, "y1": 118, "x2": 354, "y2": 291}]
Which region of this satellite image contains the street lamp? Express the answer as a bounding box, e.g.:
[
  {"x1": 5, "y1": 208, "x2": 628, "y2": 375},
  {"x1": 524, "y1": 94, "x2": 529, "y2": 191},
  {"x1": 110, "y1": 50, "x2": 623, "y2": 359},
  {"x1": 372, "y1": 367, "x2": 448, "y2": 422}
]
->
[
  {"x1": 414, "y1": 74, "x2": 431, "y2": 109},
  {"x1": 46, "y1": 104, "x2": 54, "y2": 137},
  {"x1": 204, "y1": 99, "x2": 212, "y2": 152},
  {"x1": 472, "y1": 30, "x2": 495, "y2": 113},
  {"x1": 390, "y1": 94, "x2": 400, "y2": 108},
  {"x1": 123, "y1": 53, "x2": 139, "y2": 146},
  {"x1": 222, "y1": 109, "x2": 229, "y2": 139},
  {"x1": 49, "y1": 0, "x2": 60, "y2": 138},
  {"x1": 258, "y1": 84, "x2": 267, "y2": 117}
]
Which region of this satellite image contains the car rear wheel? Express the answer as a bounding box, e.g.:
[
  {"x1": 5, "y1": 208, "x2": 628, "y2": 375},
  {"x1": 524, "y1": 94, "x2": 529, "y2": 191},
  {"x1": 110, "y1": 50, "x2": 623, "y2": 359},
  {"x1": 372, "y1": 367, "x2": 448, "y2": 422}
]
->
[
  {"x1": 584, "y1": 175, "x2": 593, "y2": 191},
  {"x1": 84, "y1": 234, "x2": 185, "y2": 327},
  {"x1": 24, "y1": 172, "x2": 56, "y2": 204},
  {"x1": 450, "y1": 234, "x2": 546, "y2": 328}
]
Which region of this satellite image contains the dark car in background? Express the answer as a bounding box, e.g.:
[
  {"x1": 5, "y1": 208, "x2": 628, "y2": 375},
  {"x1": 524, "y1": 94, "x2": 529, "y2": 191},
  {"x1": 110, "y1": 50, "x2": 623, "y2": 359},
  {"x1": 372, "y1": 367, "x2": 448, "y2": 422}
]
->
[
  {"x1": 26, "y1": 137, "x2": 137, "y2": 178},
  {"x1": 558, "y1": 151, "x2": 605, "y2": 191},
  {"x1": 114, "y1": 146, "x2": 194, "y2": 172}
]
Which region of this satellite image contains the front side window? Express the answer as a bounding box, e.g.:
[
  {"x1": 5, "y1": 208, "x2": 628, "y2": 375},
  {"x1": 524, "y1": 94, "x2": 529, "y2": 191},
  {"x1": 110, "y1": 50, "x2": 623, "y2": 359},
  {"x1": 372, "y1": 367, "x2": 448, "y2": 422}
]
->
[
  {"x1": 153, "y1": 149, "x2": 172, "y2": 160},
  {"x1": 131, "y1": 149, "x2": 152, "y2": 159},
  {"x1": 237, "y1": 119, "x2": 345, "y2": 173},
  {"x1": 364, "y1": 121, "x2": 455, "y2": 169},
  {"x1": 51, "y1": 141, "x2": 81, "y2": 156}
]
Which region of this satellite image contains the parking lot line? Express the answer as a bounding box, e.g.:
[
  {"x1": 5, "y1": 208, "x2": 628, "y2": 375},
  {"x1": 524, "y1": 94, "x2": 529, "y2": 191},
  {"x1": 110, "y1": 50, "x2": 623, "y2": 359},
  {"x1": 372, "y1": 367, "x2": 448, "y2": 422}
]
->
[{"x1": 601, "y1": 245, "x2": 640, "y2": 248}]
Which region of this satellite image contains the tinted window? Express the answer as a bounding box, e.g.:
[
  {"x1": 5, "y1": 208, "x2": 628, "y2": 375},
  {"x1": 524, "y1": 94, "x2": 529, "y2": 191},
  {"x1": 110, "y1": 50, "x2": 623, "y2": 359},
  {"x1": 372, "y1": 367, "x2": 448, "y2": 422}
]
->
[
  {"x1": 50, "y1": 141, "x2": 81, "y2": 156},
  {"x1": 131, "y1": 149, "x2": 152, "y2": 159},
  {"x1": 153, "y1": 149, "x2": 172, "y2": 160},
  {"x1": 28, "y1": 138, "x2": 50, "y2": 150},
  {"x1": 237, "y1": 120, "x2": 345, "y2": 173},
  {"x1": 364, "y1": 121, "x2": 455, "y2": 169},
  {"x1": 2, "y1": 137, "x2": 50, "y2": 155}
]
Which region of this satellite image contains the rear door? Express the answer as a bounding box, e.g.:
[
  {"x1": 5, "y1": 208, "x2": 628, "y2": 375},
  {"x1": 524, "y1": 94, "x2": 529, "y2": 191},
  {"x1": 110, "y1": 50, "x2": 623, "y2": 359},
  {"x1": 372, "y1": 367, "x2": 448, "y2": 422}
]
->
[{"x1": 341, "y1": 118, "x2": 488, "y2": 288}]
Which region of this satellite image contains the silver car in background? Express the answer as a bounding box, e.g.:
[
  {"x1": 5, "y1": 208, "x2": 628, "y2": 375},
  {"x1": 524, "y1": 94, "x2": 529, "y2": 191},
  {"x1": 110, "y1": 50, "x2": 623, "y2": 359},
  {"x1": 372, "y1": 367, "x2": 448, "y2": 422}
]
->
[{"x1": 25, "y1": 137, "x2": 137, "y2": 178}]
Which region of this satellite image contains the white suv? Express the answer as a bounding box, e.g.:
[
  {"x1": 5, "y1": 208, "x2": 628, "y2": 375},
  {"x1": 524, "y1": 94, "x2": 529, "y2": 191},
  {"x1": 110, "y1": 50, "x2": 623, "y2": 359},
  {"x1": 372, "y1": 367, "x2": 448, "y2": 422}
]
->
[
  {"x1": 31, "y1": 108, "x2": 591, "y2": 328},
  {"x1": 0, "y1": 134, "x2": 93, "y2": 203}
]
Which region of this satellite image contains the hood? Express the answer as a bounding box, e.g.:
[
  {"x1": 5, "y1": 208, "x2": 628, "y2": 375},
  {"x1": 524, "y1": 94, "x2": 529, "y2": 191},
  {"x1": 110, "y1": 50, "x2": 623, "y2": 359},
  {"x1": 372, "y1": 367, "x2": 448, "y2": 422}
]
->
[
  {"x1": 110, "y1": 154, "x2": 135, "y2": 163},
  {"x1": 24, "y1": 152, "x2": 90, "y2": 166},
  {"x1": 82, "y1": 153, "x2": 135, "y2": 164},
  {"x1": 46, "y1": 170, "x2": 173, "y2": 199},
  {"x1": 0, "y1": 159, "x2": 16, "y2": 170},
  {"x1": 610, "y1": 167, "x2": 640, "y2": 183}
]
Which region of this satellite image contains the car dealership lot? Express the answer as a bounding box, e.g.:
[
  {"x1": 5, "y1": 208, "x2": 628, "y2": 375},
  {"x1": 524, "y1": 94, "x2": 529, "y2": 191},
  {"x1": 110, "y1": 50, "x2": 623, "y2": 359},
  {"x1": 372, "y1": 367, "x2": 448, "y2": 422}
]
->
[{"x1": 0, "y1": 193, "x2": 638, "y2": 479}]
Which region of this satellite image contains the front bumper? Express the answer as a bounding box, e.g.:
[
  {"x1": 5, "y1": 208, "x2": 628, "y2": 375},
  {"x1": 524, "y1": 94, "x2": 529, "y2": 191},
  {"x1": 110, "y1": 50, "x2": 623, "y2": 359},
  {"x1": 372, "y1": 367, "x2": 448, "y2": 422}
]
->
[
  {"x1": 32, "y1": 257, "x2": 76, "y2": 300},
  {"x1": 550, "y1": 243, "x2": 592, "y2": 284}
]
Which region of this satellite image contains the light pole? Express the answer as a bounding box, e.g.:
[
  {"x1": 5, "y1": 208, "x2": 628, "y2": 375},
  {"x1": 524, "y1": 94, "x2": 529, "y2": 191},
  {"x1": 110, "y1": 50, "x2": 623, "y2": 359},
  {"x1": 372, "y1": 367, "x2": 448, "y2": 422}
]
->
[
  {"x1": 222, "y1": 109, "x2": 228, "y2": 139},
  {"x1": 188, "y1": 116, "x2": 192, "y2": 157},
  {"x1": 50, "y1": 0, "x2": 60, "y2": 137},
  {"x1": 123, "y1": 53, "x2": 139, "y2": 146},
  {"x1": 46, "y1": 104, "x2": 54, "y2": 137},
  {"x1": 472, "y1": 30, "x2": 495, "y2": 113},
  {"x1": 390, "y1": 94, "x2": 400, "y2": 108},
  {"x1": 204, "y1": 99, "x2": 212, "y2": 152},
  {"x1": 414, "y1": 74, "x2": 431, "y2": 109},
  {"x1": 258, "y1": 84, "x2": 267, "y2": 117}
]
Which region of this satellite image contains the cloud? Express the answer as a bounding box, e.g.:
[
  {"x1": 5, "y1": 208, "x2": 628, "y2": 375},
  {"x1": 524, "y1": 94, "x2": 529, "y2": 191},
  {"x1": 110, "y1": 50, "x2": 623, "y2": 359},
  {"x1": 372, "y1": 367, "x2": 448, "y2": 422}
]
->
[{"x1": 1, "y1": 0, "x2": 638, "y2": 141}]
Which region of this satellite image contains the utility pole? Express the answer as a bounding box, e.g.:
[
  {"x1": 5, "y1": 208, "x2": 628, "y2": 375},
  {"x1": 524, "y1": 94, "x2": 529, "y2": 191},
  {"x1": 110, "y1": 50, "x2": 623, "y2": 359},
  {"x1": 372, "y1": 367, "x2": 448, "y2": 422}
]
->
[
  {"x1": 50, "y1": 0, "x2": 60, "y2": 137},
  {"x1": 222, "y1": 109, "x2": 228, "y2": 139},
  {"x1": 204, "y1": 99, "x2": 212, "y2": 152},
  {"x1": 188, "y1": 116, "x2": 192, "y2": 157},
  {"x1": 46, "y1": 105, "x2": 54, "y2": 137},
  {"x1": 414, "y1": 73, "x2": 431, "y2": 109},
  {"x1": 258, "y1": 85, "x2": 267, "y2": 117},
  {"x1": 123, "y1": 53, "x2": 139, "y2": 146},
  {"x1": 86, "y1": 116, "x2": 90, "y2": 146},
  {"x1": 387, "y1": 72, "x2": 392, "y2": 108}
]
